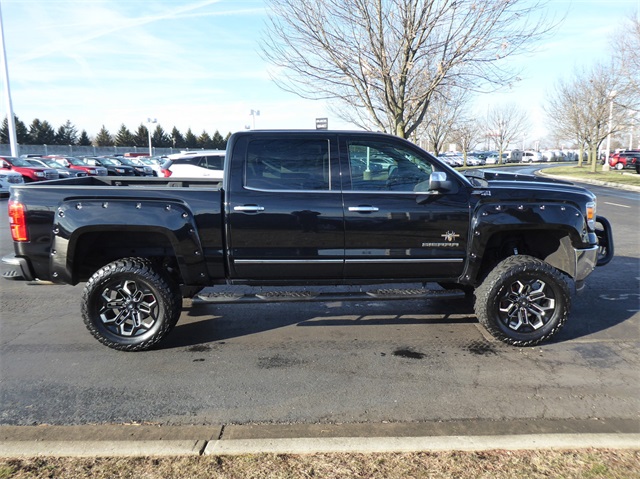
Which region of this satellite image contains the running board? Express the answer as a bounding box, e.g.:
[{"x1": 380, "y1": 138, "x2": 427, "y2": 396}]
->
[{"x1": 195, "y1": 288, "x2": 466, "y2": 304}]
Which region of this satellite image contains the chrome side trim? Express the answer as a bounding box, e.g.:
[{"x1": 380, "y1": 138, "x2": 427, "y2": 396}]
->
[
  {"x1": 233, "y1": 258, "x2": 463, "y2": 265},
  {"x1": 346, "y1": 258, "x2": 464, "y2": 264},
  {"x1": 234, "y1": 259, "x2": 343, "y2": 264}
]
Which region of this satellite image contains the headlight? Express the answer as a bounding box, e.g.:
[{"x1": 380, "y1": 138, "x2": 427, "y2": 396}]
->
[
  {"x1": 586, "y1": 201, "x2": 596, "y2": 230},
  {"x1": 115, "y1": 168, "x2": 124, "y2": 173}
]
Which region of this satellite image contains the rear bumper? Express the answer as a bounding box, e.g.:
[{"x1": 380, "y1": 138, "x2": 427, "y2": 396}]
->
[{"x1": 2, "y1": 255, "x2": 35, "y2": 281}]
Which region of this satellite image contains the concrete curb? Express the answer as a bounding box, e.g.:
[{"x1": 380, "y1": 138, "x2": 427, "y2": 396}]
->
[
  {"x1": 2, "y1": 434, "x2": 639, "y2": 458},
  {"x1": 2, "y1": 420, "x2": 639, "y2": 457},
  {"x1": 205, "y1": 434, "x2": 640, "y2": 455}
]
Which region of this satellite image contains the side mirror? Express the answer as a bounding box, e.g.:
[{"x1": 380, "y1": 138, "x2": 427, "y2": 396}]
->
[{"x1": 429, "y1": 171, "x2": 453, "y2": 192}]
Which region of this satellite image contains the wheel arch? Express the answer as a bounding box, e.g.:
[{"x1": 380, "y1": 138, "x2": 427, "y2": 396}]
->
[{"x1": 49, "y1": 199, "x2": 209, "y2": 285}]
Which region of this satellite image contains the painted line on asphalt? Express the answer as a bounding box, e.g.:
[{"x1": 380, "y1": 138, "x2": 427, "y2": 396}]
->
[{"x1": 604, "y1": 202, "x2": 631, "y2": 208}]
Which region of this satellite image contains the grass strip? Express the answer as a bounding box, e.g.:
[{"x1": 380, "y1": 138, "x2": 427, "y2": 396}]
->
[{"x1": 1, "y1": 449, "x2": 639, "y2": 479}]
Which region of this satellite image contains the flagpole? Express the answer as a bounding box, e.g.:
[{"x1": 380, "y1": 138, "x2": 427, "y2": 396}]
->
[{"x1": 0, "y1": 1, "x2": 19, "y2": 157}]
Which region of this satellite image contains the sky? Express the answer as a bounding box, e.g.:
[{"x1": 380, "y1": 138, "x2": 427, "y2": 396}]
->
[{"x1": 0, "y1": 0, "x2": 638, "y2": 148}]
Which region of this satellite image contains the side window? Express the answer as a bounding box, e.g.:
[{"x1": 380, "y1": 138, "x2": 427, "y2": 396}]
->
[
  {"x1": 204, "y1": 155, "x2": 224, "y2": 170},
  {"x1": 348, "y1": 141, "x2": 433, "y2": 191},
  {"x1": 245, "y1": 139, "x2": 331, "y2": 191}
]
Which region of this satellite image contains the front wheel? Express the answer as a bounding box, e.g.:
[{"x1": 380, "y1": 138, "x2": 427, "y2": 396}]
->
[
  {"x1": 474, "y1": 255, "x2": 571, "y2": 346},
  {"x1": 82, "y1": 258, "x2": 182, "y2": 351},
  {"x1": 615, "y1": 162, "x2": 624, "y2": 170}
]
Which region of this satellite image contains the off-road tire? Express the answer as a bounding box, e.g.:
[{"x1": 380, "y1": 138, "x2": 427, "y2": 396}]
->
[
  {"x1": 82, "y1": 258, "x2": 182, "y2": 351},
  {"x1": 474, "y1": 255, "x2": 571, "y2": 346}
]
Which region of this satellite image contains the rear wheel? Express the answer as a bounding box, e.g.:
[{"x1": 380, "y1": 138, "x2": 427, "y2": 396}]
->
[
  {"x1": 474, "y1": 255, "x2": 570, "y2": 346},
  {"x1": 82, "y1": 258, "x2": 182, "y2": 351}
]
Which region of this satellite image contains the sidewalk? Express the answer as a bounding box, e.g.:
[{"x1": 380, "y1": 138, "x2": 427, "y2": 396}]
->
[{"x1": 2, "y1": 418, "x2": 639, "y2": 457}]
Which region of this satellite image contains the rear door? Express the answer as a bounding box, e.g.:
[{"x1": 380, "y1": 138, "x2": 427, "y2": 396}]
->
[
  {"x1": 340, "y1": 134, "x2": 471, "y2": 280},
  {"x1": 226, "y1": 133, "x2": 344, "y2": 280}
]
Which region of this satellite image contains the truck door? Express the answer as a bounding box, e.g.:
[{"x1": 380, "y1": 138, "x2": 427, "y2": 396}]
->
[
  {"x1": 340, "y1": 134, "x2": 471, "y2": 280},
  {"x1": 226, "y1": 134, "x2": 344, "y2": 280}
]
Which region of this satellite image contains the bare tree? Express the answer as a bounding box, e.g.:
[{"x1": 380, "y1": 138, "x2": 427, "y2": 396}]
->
[
  {"x1": 262, "y1": 0, "x2": 556, "y2": 138},
  {"x1": 544, "y1": 63, "x2": 633, "y2": 171},
  {"x1": 451, "y1": 118, "x2": 483, "y2": 166},
  {"x1": 416, "y1": 87, "x2": 469, "y2": 156},
  {"x1": 612, "y1": 11, "x2": 640, "y2": 94},
  {"x1": 487, "y1": 103, "x2": 529, "y2": 164}
]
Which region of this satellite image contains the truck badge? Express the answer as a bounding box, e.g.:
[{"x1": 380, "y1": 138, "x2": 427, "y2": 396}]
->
[{"x1": 441, "y1": 231, "x2": 460, "y2": 242}]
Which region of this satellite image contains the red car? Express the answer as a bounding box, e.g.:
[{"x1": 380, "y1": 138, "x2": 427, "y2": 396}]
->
[
  {"x1": 44, "y1": 156, "x2": 108, "y2": 177},
  {"x1": 608, "y1": 151, "x2": 640, "y2": 171},
  {"x1": 0, "y1": 156, "x2": 59, "y2": 182}
]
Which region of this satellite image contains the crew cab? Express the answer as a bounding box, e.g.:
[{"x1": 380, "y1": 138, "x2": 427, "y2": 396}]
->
[
  {"x1": 3, "y1": 130, "x2": 613, "y2": 351},
  {"x1": 0, "y1": 156, "x2": 59, "y2": 182}
]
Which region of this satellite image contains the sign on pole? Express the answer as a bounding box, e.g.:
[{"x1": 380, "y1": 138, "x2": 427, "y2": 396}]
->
[{"x1": 315, "y1": 118, "x2": 328, "y2": 130}]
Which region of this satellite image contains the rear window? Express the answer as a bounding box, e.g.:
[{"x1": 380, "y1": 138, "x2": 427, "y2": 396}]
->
[{"x1": 245, "y1": 139, "x2": 331, "y2": 191}]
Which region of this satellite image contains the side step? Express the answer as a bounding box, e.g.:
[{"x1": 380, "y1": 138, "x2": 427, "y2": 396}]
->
[{"x1": 196, "y1": 288, "x2": 466, "y2": 304}]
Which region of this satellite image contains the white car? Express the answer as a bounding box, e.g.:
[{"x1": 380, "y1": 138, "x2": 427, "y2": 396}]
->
[
  {"x1": 0, "y1": 169, "x2": 25, "y2": 196},
  {"x1": 161, "y1": 150, "x2": 225, "y2": 179}
]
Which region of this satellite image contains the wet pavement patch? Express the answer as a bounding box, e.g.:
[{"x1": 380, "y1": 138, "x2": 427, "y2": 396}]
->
[
  {"x1": 186, "y1": 345, "x2": 211, "y2": 353},
  {"x1": 465, "y1": 341, "x2": 497, "y2": 356},
  {"x1": 393, "y1": 348, "x2": 425, "y2": 359}
]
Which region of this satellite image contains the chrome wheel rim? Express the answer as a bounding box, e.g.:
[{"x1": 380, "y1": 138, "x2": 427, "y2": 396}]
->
[
  {"x1": 98, "y1": 279, "x2": 159, "y2": 337},
  {"x1": 498, "y1": 279, "x2": 556, "y2": 332}
]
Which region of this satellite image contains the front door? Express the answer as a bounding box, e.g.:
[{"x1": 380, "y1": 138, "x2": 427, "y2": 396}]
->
[{"x1": 340, "y1": 134, "x2": 470, "y2": 280}]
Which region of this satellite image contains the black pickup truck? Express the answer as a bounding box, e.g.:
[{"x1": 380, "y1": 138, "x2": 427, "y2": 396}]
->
[{"x1": 3, "y1": 130, "x2": 613, "y2": 351}]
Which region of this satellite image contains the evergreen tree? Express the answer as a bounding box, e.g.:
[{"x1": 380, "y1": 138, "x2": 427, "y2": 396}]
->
[
  {"x1": 1, "y1": 115, "x2": 29, "y2": 144},
  {"x1": 94, "y1": 125, "x2": 114, "y2": 146},
  {"x1": 114, "y1": 124, "x2": 135, "y2": 146},
  {"x1": 184, "y1": 128, "x2": 198, "y2": 149},
  {"x1": 133, "y1": 124, "x2": 149, "y2": 148},
  {"x1": 198, "y1": 131, "x2": 213, "y2": 149},
  {"x1": 54, "y1": 120, "x2": 78, "y2": 145},
  {"x1": 28, "y1": 119, "x2": 56, "y2": 144},
  {"x1": 170, "y1": 127, "x2": 185, "y2": 149},
  {"x1": 212, "y1": 130, "x2": 225, "y2": 150},
  {"x1": 223, "y1": 132, "x2": 232, "y2": 149},
  {"x1": 77, "y1": 130, "x2": 92, "y2": 146},
  {"x1": 152, "y1": 125, "x2": 171, "y2": 147}
]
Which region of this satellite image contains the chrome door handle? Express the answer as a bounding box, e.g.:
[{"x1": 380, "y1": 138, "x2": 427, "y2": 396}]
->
[
  {"x1": 233, "y1": 205, "x2": 265, "y2": 212},
  {"x1": 348, "y1": 206, "x2": 379, "y2": 212}
]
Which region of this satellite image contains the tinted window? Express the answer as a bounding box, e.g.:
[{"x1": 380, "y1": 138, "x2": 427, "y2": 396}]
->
[
  {"x1": 347, "y1": 140, "x2": 433, "y2": 191},
  {"x1": 245, "y1": 139, "x2": 331, "y2": 191}
]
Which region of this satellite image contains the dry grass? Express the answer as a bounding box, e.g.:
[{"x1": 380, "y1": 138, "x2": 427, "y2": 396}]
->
[{"x1": 1, "y1": 449, "x2": 639, "y2": 479}]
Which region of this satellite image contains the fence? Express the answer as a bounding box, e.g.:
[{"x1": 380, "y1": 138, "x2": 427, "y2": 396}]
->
[{"x1": 0, "y1": 144, "x2": 189, "y2": 157}]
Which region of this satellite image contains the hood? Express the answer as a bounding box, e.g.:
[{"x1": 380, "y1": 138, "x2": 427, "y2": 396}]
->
[{"x1": 463, "y1": 169, "x2": 573, "y2": 186}]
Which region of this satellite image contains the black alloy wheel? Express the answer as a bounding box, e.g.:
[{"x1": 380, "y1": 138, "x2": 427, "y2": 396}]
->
[
  {"x1": 82, "y1": 258, "x2": 182, "y2": 351},
  {"x1": 474, "y1": 255, "x2": 571, "y2": 346}
]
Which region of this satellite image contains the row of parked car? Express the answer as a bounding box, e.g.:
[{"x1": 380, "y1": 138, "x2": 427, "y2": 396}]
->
[
  {"x1": 0, "y1": 150, "x2": 229, "y2": 195},
  {"x1": 608, "y1": 150, "x2": 640, "y2": 173}
]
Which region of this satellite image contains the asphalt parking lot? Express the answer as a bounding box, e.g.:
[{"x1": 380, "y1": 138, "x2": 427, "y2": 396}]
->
[{"x1": 0, "y1": 179, "x2": 638, "y2": 455}]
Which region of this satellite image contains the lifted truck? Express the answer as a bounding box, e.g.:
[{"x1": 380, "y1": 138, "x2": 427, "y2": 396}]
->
[{"x1": 3, "y1": 130, "x2": 613, "y2": 350}]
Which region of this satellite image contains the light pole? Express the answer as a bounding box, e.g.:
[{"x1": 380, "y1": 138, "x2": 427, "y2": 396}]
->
[
  {"x1": 0, "y1": 3, "x2": 18, "y2": 157},
  {"x1": 250, "y1": 109, "x2": 260, "y2": 129},
  {"x1": 603, "y1": 91, "x2": 616, "y2": 172},
  {"x1": 147, "y1": 118, "x2": 157, "y2": 156}
]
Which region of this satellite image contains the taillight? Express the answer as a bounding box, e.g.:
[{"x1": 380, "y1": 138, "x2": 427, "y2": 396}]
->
[
  {"x1": 8, "y1": 200, "x2": 28, "y2": 242},
  {"x1": 162, "y1": 169, "x2": 172, "y2": 177}
]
